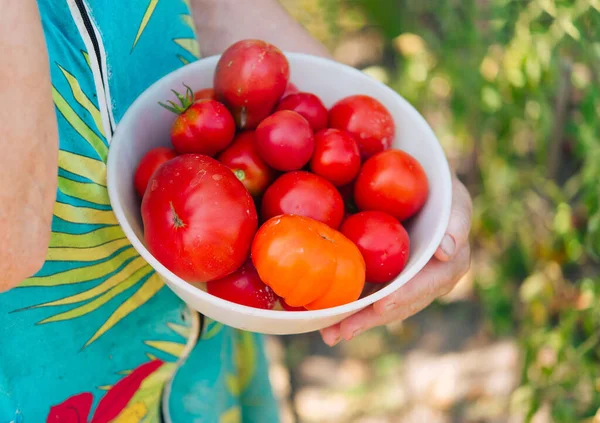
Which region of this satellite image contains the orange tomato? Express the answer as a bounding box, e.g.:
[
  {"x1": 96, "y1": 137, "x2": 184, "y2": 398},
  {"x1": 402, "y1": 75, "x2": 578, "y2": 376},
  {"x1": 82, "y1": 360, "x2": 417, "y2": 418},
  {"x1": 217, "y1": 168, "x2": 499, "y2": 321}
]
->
[{"x1": 251, "y1": 215, "x2": 366, "y2": 310}]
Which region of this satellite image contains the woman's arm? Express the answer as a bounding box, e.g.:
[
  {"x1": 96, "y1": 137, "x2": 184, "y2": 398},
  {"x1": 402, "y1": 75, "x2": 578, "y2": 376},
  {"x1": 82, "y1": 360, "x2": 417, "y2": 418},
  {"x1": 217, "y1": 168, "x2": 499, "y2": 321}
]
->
[
  {"x1": 190, "y1": 0, "x2": 331, "y2": 58},
  {"x1": 0, "y1": 1, "x2": 58, "y2": 291}
]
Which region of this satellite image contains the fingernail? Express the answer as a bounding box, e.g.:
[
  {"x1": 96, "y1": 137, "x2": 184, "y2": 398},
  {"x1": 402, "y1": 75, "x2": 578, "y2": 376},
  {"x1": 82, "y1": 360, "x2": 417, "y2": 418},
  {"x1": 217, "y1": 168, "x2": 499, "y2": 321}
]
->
[
  {"x1": 348, "y1": 328, "x2": 363, "y2": 340},
  {"x1": 327, "y1": 334, "x2": 341, "y2": 347},
  {"x1": 440, "y1": 234, "x2": 456, "y2": 257}
]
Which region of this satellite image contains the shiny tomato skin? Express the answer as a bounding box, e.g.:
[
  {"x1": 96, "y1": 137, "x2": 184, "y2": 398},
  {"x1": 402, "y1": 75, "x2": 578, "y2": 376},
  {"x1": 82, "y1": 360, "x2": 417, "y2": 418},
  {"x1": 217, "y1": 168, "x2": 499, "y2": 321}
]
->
[
  {"x1": 261, "y1": 171, "x2": 344, "y2": 229},
  {"x1": 170, "y1": 99, "x2": 236, "y2": 156},
  {"x1": 214, "y1": 39, "x2": 290, "y2": 129},
  {"x1": 328, "y1": 95, "x2": 395, "y2": 159},
  {"x1": 194, "y1": 88, "x2": 216, "y2": 100},
  {"x1": 216, "y1": 131, "x2": 276, "y2": 197},
  {"x1": 141, "y1": 154, "x2": 258, "y2": 282},
  {"x1": 275, "y1": 92, "x2": 328, "y2": 131},
  {"x1": 354, "y1": 150, "x2": 428, "y2": 221},
  {"x1": 310, "y1": 128, "x2": 361, "y2": 187},
  {"x1": 255, "y1": 110, "x2": 315, "y2": 171},
  {"x1": 282, "y1": 82, "x2": 299, "y2": 97},
  {"x1": 252, "y1": 215, "x2": 365, "y2": 309},
  {"x1": 340, "y1": 211, "x2": 410, "y2": 284},
  {"x1": 134, "y1": 147, "x2": 177, "y2": 198},
  {"x1": 206, "y1": 260, "x2": 277, "y2": 309}
]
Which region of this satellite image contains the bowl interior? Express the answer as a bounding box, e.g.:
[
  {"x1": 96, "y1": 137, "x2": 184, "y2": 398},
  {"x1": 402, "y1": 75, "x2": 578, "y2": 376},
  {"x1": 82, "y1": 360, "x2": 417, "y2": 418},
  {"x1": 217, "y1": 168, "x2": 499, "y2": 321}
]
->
[{"x1": 107, "y1": 53, "x2": 452, "y2": 322}]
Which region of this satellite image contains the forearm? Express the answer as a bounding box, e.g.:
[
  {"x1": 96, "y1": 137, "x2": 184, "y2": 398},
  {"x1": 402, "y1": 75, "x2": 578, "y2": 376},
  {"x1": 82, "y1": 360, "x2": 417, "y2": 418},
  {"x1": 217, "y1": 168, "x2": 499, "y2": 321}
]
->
[
  {"x1": 191, "y1": 0, "x2": 331, "y2": 58},
  {"x1": 0, "y1": 1, "x2": 58, "y2": 291}
]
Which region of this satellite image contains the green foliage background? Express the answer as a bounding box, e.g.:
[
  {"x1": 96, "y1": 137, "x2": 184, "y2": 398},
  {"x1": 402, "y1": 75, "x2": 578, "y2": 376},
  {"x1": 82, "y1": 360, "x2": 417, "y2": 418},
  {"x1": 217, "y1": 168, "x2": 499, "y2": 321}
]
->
[{"x1": 282, "y1": 0, "x2": 600, "y2": 421}]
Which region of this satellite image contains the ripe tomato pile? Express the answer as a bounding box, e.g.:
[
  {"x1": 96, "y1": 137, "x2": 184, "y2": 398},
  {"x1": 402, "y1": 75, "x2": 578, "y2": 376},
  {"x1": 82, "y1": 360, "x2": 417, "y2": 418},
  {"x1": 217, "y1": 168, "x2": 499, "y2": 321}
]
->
[{"x1": 134, "y1": 39, "x2": 429, "y2": 311}]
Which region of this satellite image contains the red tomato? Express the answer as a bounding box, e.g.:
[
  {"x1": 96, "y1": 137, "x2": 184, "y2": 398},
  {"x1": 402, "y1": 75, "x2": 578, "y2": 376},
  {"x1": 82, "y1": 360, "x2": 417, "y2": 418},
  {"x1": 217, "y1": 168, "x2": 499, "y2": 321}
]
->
[
  {"x1": 341, "y1": 211, "x2": 410, "y2": 284},
  {"x1": 354, "y1": 150, "x2": 428, "y2": 221},
  {"x1": 261, "y1": 171, "x2": 344, "y2": 229},
  {"x1": 329, "y1": 95, "x2": 395, "y2": 159},
  {"x1": 282, "y1": 82, "x2": 299, "y2": 97},
  {"x1": 142, "y1": 155, "x2": 258, "y2": 282},
  {"x1": 280, "y1": 299, "x2": 306, "y2": 311},
  {"x1": 214, "y1": 39, "x2": 289, "y2": 129},
  {"x1": 275, "y1": 92, "x2": 328, "y2": 131},
  {"x1": 310, "y1": 129, "x2": 361, "y2": 187},
  {"x1": 216, "y1": 131, "x2": 276, "y2": 197},
  {"x1": 255, "y1": 110, "x2": 315, "y2": 171},
  {"x1": 165, "y1": 97, "x2": 235, "y2": 156},
  {"x1": 133, "y1": 147, "x2": 177, "y2": 198},
  {"x1": 193, "y1": 88, "x2": 216, "y2": 100},
  {"x1": 206, "y1": 260, "x2": 277, "y2": 309}
]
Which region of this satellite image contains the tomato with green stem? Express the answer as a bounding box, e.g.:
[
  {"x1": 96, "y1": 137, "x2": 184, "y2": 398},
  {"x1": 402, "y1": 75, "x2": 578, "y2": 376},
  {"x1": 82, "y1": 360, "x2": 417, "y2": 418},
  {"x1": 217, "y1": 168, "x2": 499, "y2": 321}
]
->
[
  {"x1": 214, "y1": 39, "x2": 289, "y2": 129},
  {"x1": 160, "y1": 85, "x2": 235, "y2": 156},
  {"x1": 217, "y1": 131, "x2": 276, "y2": 197},
  {"x1": 142, "y1": 154, "x2": 257, "y2": 282}
]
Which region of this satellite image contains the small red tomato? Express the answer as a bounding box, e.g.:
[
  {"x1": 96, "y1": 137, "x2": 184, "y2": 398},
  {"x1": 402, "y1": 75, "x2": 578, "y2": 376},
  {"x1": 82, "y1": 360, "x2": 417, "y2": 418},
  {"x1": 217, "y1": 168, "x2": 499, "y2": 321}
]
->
[
  {"x1": 275, "y1": 92, "x2": 328, "y2": 131},
  {"x1": 261, "y1": 171, "x2": 344, "y2": 229},
  {"x1": 255, "y1": 110, "x2": 315, "y2": 171},
  {"x1": 217, "y1": 131, "x2": 276, "y2": 196},
  {"x1": 354, "y1": 150, "x2": 428, "y2": 221},
  {"x1": 310, "y1": 129, "x2": 361, "y2": 187},
  {"x1": 341, "y1": 211, "x2": 410, "y2": 284},
  {"x1": 161, "y1": 89, "x2": 236, "y2": 156},
  {"x1": 329, "y1": 94, "x2": 395, "y2": 159},
  {"x1": 142, "y1": 155, "x2": 257, "y2": 282},
  {"x1": 206, "y1": 260, "x2": 277, "y2": 309},
  {"x1": 134, "y1": 147, "x2": 177, "y2": 198},
  {"x1": 280, "y1": 298, "x2": 306, "y2": 311},
  {"x1": 194, "y1": 88, "x2": 216, "y2": 100},
  {"x1": 214, "y1": 39, "x2": 289, "y2": 129}
]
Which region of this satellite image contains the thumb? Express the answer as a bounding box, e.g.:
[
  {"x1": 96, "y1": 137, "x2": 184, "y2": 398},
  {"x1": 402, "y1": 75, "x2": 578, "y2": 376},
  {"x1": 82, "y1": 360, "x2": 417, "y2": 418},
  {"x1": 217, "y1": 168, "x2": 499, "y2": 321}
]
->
[{"x1": 435, "y1": 178, "x2": 472, "y2": 262}]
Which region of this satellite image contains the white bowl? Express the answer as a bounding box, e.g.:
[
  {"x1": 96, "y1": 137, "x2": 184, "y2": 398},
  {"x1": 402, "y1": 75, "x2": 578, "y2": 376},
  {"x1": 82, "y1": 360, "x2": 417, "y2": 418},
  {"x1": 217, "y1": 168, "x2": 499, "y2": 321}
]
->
[{"x1": 107, "y1": 53, "x2": 452, "y2": 335}]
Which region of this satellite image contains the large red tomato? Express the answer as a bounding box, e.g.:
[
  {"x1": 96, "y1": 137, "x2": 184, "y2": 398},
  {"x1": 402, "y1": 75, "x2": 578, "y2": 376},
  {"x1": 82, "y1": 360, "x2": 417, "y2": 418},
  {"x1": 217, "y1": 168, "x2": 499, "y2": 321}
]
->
[
  {"x1": 214, "y1": 39, "x2": 289, "y2": 129},
  {"x1": 134, "y1": 147, "x2": 177, "y2": 198},
  {"x1": 163, "y1": 95, "x2": 236, "y2": 156},
  {"x1": 206, "y1": 260, "x2": 277, "y2": 309},
  {"x1": 252, "y1": 215, "x2": 365, "y2": 309},
  {"x1": 255, "y1": 110, "x2": 315, "y2": 171},
  {"x1": 354, "y1": 150, "x2": 428, "y2": 221},
  {"x1": 341, "y1": 211, "x2": 410, "y2": 283},
  {"x1": 275, "y1": 92, "x2": 328, "y2": 131},
  {"x1": 310, "y1": 128, "x2": 361, "y2": 187},
  {"x1": 328, "y1": 94, "x2": 395, "y2": 159},
  {"x1": 142, "y1": 154, "x2": 258, "y2": 282},
  {"x1": 261, "y1": 171, "x2": 344, "y2": 229},
  {"x1": 216, "y1": 131, "x2": 276, "y2": 197}
]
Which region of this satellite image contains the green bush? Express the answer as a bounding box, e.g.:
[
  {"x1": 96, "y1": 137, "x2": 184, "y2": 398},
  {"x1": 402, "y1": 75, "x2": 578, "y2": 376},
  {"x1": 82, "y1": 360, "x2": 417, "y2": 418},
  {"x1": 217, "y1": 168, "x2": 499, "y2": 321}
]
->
[{"x1": 284, "y1": 0, "x2": 600, "y2": 420}]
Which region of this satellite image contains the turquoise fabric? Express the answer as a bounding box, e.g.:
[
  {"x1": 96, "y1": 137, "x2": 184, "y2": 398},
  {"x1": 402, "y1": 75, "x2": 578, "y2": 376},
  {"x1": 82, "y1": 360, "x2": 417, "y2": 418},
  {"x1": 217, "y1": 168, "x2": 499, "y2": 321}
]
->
[{"x1": 0, "y1": 1, "x2": 279, "y2": 422}]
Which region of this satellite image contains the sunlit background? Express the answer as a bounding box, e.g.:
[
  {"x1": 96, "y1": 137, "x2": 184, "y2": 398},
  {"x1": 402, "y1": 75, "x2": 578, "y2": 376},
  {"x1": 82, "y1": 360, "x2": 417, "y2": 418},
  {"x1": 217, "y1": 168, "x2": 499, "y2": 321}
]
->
[{"x1": 266, "y1": 1, "x2": 600, "y2": 422}]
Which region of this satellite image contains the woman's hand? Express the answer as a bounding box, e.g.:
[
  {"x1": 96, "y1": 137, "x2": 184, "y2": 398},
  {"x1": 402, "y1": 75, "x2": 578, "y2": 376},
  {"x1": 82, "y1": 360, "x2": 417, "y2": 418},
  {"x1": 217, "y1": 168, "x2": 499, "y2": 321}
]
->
[{"x1": 321, "y1": 177, "x2": 473, "y2": 346}]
